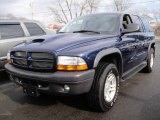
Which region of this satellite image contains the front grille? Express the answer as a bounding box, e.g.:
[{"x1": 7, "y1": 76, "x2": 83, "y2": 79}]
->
[
  {"x1": 11, "y1": 51, "x2": 55, "y2": 72},
  {"x1": 13, "y1": 51, "x2": 26, "y2": 58},
  {"x1": 31, "y1": 61, "x2": 53, "y2": 68},
  {"x1": 31, "y1": 53, "x2": 53, "y2": 59},
  {"x1": 13, "y1": 59, "x2": 27, "y2": 66}
]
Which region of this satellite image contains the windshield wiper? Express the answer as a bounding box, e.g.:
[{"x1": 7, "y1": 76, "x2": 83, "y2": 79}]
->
[{"x1": 73, "y1": 30, "x2": 100, "y2": 34}]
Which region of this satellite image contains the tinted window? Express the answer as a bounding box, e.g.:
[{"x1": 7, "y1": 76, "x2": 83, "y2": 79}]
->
[
  {"x1": 131, "y1": 15, "x2": 144, "y2": 32},
  {"x1": 0, "y1": 24, "x2": 24, "y2": 39},
  {"x1": 25, "y1": 23, "x2": 46, "y2": 36},
  {"x1": 141, "y1": 17, "x2": 153, "y2": 32}
]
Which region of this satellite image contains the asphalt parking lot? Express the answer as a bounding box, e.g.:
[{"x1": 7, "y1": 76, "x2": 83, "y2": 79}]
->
[{"x1": 0, "y1": 41, "x2": 160, "y2": 120}]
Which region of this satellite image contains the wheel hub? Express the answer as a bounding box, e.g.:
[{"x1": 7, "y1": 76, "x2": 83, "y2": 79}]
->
[
  {"x1": 104, "y1": 72, "x2": 117, "y2": 102},
  {"x1": 150, "y1": 53, "x2": 154, "y2": 68}
]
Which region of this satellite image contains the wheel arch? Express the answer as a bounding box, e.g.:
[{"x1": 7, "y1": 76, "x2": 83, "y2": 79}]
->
[{"x1": 93, "y1": 48, "x2": 123, "y2": 78}]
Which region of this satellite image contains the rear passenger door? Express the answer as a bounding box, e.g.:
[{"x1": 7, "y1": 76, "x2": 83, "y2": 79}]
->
[
  {"x1": 140, "y1": 17, "x2": 155, "y2": 52},
  {"x1": 131, "y1": 16, "x2": 152, "y2": 64}
]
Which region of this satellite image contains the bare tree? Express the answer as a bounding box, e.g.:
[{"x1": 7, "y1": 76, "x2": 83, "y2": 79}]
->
[
  {"x1": 28, "y1": 0, "x2": 34, "y2": 19},
  {"x1": 112, "y1": 0, "x2": 130, "y2": 12},
  {"x1": 87, "y1": 0, "x2": 99, "y2": 14},
  {"x1": 49, "y1": 0, "x2": 99, "y2": 24}
]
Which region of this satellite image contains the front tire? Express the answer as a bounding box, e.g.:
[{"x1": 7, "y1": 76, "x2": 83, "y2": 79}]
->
[
  {"x1": 87, "y1": 62, "x2": 119, "y2": 112},
  {"x1": 143, "y1": 48, "x2": 154, "y2": 73}
]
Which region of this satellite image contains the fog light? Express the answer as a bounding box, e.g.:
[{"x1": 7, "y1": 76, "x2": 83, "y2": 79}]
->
[{"x1": 64, "y1": 85, "x2": 70, "y2": 91}]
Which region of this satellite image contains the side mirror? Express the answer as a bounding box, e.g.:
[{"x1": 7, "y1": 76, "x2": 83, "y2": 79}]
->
[{"x1": 122, "y1": 23, "x2": 140, "y2": 34}]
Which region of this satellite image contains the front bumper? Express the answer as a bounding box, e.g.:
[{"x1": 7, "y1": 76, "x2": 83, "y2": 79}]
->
[{"x1": 5, "y1": 64, "x2": 95, "y2": 95}]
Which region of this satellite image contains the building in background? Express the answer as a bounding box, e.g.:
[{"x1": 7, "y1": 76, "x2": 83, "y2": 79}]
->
[{"x1": 48, "y1": 24, "x2": 63, "y2": 32}]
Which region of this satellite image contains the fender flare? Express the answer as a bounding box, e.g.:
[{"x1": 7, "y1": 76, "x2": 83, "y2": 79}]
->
[
  {"x1": 148, "y1": 41, "x2": 155, "y2": 57},
  {"x1": 93, "y1": 48, "x2": 123, "y2": 76},
  {"x1": 148, "y1": 41, "x2": 155, "y2": 52}
]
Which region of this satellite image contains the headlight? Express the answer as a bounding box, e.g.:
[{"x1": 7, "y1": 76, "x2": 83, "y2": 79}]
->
[
  {"x1": 57, "y1": 56, "x2": 88, "y2": 71},
  {"x1": 7, "y1": 52, "x2": 12, "y2": 64}
]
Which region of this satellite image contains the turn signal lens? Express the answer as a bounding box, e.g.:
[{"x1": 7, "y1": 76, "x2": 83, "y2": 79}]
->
[
  {"x1": 57, "y1": 56, "x2": 88, "y2": 71},
  {"x1": 7, "y1": 52, "x2": 12, "y2": 64},
  {"x1": 57, "y1": 64, "x2": 88, "y2": 71},
  {"x1": 8, "y1": 59, "x2": 12, "y2": 64}
]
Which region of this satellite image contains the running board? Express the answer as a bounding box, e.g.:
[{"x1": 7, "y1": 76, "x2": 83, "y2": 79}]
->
[{"x1": 122, "y1": 61, "x2": 147, "y2": 81}]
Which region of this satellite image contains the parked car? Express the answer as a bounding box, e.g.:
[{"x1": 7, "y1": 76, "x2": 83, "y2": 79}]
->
[
  {"x1": 0, "y1": 20, "x2": 54, "y2": 71},
  {"x1": 48, "y1": 24, "x2": 63, "y2": 31},
  {"x1": 5, "y1": 13, "x2": 155, "y2": 112}
]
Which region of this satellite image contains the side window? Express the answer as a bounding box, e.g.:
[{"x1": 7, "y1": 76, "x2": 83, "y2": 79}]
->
[
  {"x1": 141, "y1": 18, "x2": 153, "y2": 32},
  {"x1": 122, "y1": 15, "x2": 132, "y2": 29},
  {"x1": 0, "y1": 24, "x2": 24, "y2": 39},
  {"x1": 24, "y1": 22, "x2": 46, "y2": 36},
  {"x1": 131, "y1": 15, "x2": 144, "y2": 32}
]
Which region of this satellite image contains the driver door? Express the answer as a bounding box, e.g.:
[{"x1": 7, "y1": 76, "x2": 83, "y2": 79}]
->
[{"x1": 118, "y1": 15, "x2": 139, "y2": 73}]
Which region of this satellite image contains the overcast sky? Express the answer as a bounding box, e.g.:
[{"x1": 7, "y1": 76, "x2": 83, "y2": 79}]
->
[{"x1": 0, "y1": 0, "x2": 159, "y2": 26}]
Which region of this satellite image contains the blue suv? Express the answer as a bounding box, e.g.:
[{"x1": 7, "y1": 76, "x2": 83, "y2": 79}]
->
[{"x1": 5, "y1": 13, "x2": 155, "y2": 111}]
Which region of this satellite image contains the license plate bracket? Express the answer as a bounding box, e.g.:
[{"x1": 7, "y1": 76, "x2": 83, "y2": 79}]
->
[{"x1": 23, "y1": 84, "x2": 40, "y2": 97}]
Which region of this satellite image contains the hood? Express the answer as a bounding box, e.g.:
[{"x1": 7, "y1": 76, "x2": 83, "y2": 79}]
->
[{"x1": 13, "y1": 33, "x2": 117, "y2": 53}]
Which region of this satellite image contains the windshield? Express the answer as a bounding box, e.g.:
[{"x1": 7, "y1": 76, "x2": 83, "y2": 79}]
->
[{"x1": 59, "y1": 14, "x2": 120, "y2": 34}]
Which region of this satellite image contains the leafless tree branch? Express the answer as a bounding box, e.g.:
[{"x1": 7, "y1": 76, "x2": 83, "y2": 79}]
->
[
  {"x1": 112, "y1": 0, "x2": 130, "y2": 12},
  {"x1": 49, "y1": 0, "x2": 100, "y2": 24}
]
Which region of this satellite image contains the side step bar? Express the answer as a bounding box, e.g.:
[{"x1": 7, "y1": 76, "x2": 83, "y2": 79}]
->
[{"x1": 122, "y1": 61, "x2": 147, "y2": 81}]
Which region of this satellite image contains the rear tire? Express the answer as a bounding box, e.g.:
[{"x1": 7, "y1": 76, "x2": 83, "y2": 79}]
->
[
  {"x1": 87, "y1": 62, "x2": 119, "y2": 112},
  {"x1": 143, "y1": 48, "x2": 154, "y2": 73}
]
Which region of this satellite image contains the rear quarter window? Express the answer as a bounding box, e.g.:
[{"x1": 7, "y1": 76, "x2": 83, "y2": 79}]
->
[
  {"x1": 0, "y1": 24, "x2": 24, "y2": 39},
  {"x1": 24, "y1": 22, "x2": 46, "y2": 36},
  {"x1": 131, "y1": 15, "x2": 144, "y2": 32}
]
